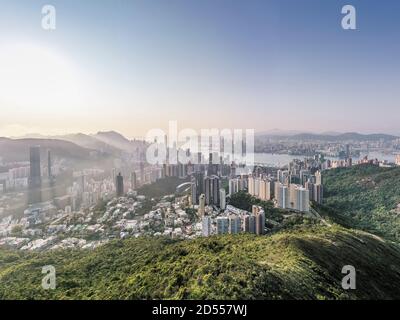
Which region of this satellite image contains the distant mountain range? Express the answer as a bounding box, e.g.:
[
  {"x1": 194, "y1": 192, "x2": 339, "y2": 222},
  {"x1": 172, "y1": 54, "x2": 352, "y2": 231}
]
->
[
  {"x1": 0, "y1": 137, "x2": 95, "y2": 163},
  {"x1": 0, "y1": 131, "x2": 148, "y2": 163},
  {"x1": 1, "y1": 130, "x2": 398, "y2": 163},
  {"x1": 257, "y1": 131, "x2": 399, "y2": 142}
]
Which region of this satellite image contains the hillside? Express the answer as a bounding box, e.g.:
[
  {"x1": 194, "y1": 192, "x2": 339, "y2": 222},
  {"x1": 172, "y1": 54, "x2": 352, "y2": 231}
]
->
[
  {"x1": 5, "y1": 131, "x2": 148, "y2": 157},
  {"x1": 56, "y1": 133, "x2": 123, "y2": 157},
  {"x1": 1, "y1": 224, "x2": 400, "y2": 300},
  {"x1": 92, "y1": 131, "x2": 137, "y2": 153},
  {"x1": 323, "y1": 164, "x2": 400, "y2": 242},
  {"x1": 0, "y1": 138, "x2": 95, "y2": 162}
]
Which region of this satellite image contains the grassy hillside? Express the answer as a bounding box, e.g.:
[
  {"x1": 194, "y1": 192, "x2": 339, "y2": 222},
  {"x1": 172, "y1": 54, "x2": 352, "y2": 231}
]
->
[
  {"x1": 1, "y1": 224, "x2": 400, "y2": 300},
  {"x1": 323, "y1": 164, "x2": 400, "y2": 242}
]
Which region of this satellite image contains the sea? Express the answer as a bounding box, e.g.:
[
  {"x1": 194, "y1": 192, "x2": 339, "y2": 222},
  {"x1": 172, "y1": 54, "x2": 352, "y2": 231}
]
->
[{"x1": 252, "y1": 151, "x2": 398, "y2": 168}]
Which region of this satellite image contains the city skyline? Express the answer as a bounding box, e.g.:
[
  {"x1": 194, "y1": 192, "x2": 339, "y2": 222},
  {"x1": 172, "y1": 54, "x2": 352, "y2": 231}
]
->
[
  {"x1": 2, "y1": 0, "x2": 400, "y2": 304},
  {"x1": 1, "y1": 0, "x2": 400, "y2": 137}
]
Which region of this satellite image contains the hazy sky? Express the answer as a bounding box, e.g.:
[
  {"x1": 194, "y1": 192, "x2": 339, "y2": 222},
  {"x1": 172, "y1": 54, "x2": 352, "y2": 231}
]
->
[{"x1": 0, "y1": 0, "x2": 399, "y2": 138}]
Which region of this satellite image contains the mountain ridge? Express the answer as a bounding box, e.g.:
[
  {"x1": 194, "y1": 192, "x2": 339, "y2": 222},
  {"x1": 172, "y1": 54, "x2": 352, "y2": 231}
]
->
[
  {"x1": 1, "y1": 224, "x2": 400, "y2": 299},
  {"x1": 257, "y1": 132, "x2": 399, "y2": 141},
  {"x1": 0, "y1": 137, "x2": 96, "y2": 162}
]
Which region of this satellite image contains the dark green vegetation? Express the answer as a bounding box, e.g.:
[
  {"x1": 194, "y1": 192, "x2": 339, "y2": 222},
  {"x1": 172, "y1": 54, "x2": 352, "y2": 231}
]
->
[
  {"x1": 136, "y1": 177, "x2": 189, "y2": 199},
  {"x1": 1, "y1": 224, "x2": 400, "y2": 300},
  {"x1": 229, "y1": 191, "x2": 287, "y2": 223},
  {"x1": 323, "y1": 164, "x2": 400, "y2": 242}
]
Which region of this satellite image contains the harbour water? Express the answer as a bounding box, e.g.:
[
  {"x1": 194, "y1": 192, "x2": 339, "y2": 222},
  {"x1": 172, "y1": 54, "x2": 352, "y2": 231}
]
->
[{"x1": 253, "y1": 152, "x2": 398, "y2": 168}]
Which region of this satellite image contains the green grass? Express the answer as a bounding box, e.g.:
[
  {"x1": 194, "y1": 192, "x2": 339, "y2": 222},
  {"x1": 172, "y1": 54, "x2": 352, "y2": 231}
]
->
[
  {"x1": 1, "y1": 224, "x2": 400, "y2": 300},
  {"x1": 323, "y1": 164, "x2": 400, "y2": 241}
]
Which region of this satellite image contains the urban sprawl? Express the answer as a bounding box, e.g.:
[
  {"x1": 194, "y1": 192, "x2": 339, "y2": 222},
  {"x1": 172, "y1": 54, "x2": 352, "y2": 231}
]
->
[{"x1": 1, "y1": 141, "x2": 400, "y2": 252}]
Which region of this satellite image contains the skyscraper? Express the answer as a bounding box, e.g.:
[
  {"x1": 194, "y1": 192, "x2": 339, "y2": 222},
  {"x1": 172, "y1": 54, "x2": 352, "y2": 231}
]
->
[
  {"x1": 300, "y1": 169, "x2": 310, "y2": 186},
  {"x1": 228, "y1": 215, "x2": 241, "y2": 234},
  {"x1": 47, "y1": 149, "x2": 53, "y2": 181},
  {"x1": 191, "y1": 177, "x2": 198, "y2": 205},
  {"x1": 289, "y1": 184, "x2": 298, "y2": 209},
  {"x1": 216, "y1": 217, "x2": 229, "y2": 235},
  {"x1": 29, "y1": 146, "x2": 41, "y2": 188},
  {"x1": 248, "y1": 176, "x2": 255, "y2": 196},
  {"x1": 191, "y1": 172, "x2": 204, "y2": 205},
  {"x1": 230, "y1": 162, "x2": 237, "y2": 178},
  {"x1": 243, "y1": 214, "x2": 256, "y2": 233},
  {"x1": 396, "y1": 155, "x2": 400, "y2": 166},
  {"x1": 219, "y1": 188, "x2": 226, "y2": 210},
  {"x1": 314, "y1": 184, "x2": 323, "y2": 204},
  {"x1": 140, "y1": 162, "x2": 145, "y2": 184},
  {"x1": 116, "y1": 173, "x2": 124, "y2": 197},
  {"x1": 345, "y1": 144, "x2": 351, "y2": 160},
  {"x1": 276, "y1": 183, "x2": 289, "y2": 209},
  {"x1": 229, "y1": 178, "x2": 238, "y2": 195},
  {"x1": 203, "y1": 176, "x2": 212, "y2": 205},
  {"x1": 130, "y1": 172, "x2": 137, "y2": 191},
  {"x1": 212, "y1": 176, "x2": 221, "y2": 206},
  {"x1": 202, "y1": 216, "x2": 211, "y2": 236},
  {"x1": 203, "y1": 175, "x2": 220, "y2": 206},
  {"x1": 296, "y1": 187, "x2": 310, "y2": 212},
  {"x1": 253, "y1": 205, "x2": 265, "y2": 235},
  {"x1": 198, "y1": 194, "x2": 206, "y2": 217},
  {"x1": 178, "y1": 163, "x2": 187, "y2": 178},
  {"x1": 315, "y1": 171, "x2": 322, "y2": 185},
  {"x1": 305, "y1": 180, "x2": 315, "y2": 201}
]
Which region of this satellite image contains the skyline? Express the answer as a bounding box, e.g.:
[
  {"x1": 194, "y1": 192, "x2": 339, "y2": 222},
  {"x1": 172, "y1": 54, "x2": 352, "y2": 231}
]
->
[
  {"x1": 3, "y1": 128, "x2": 400, "y2": 141},
  {"x1": 1, "y1": 0, "x2": 400, "y2": 138}
]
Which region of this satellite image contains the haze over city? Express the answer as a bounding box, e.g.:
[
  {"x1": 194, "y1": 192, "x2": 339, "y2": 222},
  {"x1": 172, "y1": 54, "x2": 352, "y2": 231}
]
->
[
  {"x1": 1, "y1": 0, "x2": 400, "y2": 138},
  {"x1": 3, "y1": 0, "x2": 400, "y2": 305}
]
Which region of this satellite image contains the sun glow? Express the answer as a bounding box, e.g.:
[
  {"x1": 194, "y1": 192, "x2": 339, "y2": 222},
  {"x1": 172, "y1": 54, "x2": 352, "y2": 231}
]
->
[{"x1": 0, "y1": 43, "x2": 84, "y2": 112}]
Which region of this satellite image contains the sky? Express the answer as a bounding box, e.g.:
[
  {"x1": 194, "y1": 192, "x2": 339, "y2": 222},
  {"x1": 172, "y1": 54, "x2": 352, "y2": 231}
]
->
[{"x1": 0, "y1": 0, "x2": 399, "y2": 138}]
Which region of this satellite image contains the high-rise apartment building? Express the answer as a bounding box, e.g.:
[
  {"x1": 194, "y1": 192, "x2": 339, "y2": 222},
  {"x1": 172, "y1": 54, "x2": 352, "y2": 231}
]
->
[
  {"x1": 47, "y1": 149, "x2": 53, "y2": 181},
  {"x1": 315, "y1": 171, "x2": 322, "y2": 185},
  {"x1": 204, "y1": 175, "x2": 220, "y2": 206},
  {"x1": 212, "y1": 176, "x2": 220, "y2": 206},
  {"x1": 243, "y1": 214, "x2": 256, "y2": 234},
  {"x1": 228, "y1": 176, "x2": 247, "y2": 195},
  {"x1": 219, "y1": 188, "x2": 226, "y2": 210},
  {"x1": 130, "y1": 172, "x2": 137, "y2": 191},
  {"x1": 198, "y1": 194, "x2": 206, "y2": 217},
  {"x1": 276, "y1": 183, "x2": 289, "y2": 209},
  {"x1": 216, "y1": 216, "x2": 229, "y2": 235},
  {"x1": 255, "y1": 210, "x2": 265, "y2": 235},
  {"x1": 228, "y1": 215, "x2": 241, "y2": 234},
  {"x1": 296, "y1": 186, "x2": 310, "y2": 212},
  {"x1": 116, "y1": 173, "x2": 124, "y2": 197},
  {"x1": 248, "y1": 176, "x2": 255, "y2": 196},
  {"x1": 314, "y1": 184, "x2": 323, "y2": 204},
  {"x1": 252, "y1": 205, "x2": 265, "y2": 235},
  {"x1": 29, "y1": 146, "x2": 41, "y2": 188},
  {"x1": 289, "y1": 183, "x2": 298, "y2": 209},
  {"x1": 202, "y1": 216, "x2": 211, "y2": 236}
]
